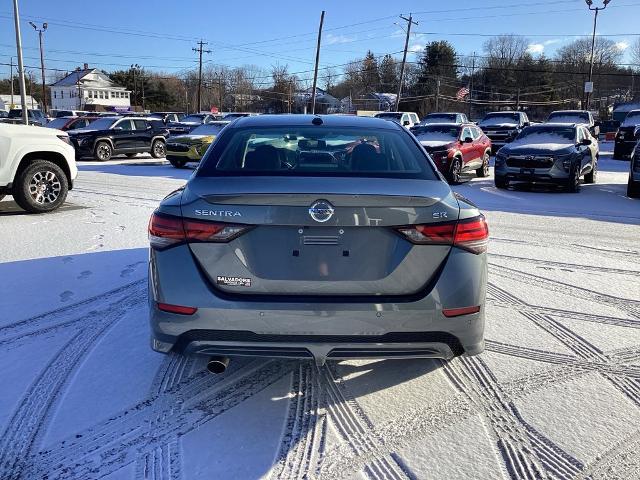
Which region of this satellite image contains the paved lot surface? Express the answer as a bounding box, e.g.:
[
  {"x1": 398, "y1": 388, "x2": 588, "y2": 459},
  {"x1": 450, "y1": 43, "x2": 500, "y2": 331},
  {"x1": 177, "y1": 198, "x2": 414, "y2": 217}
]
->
[{"x1": 0, "y1": 149, "x2": 638, "y2": 479}]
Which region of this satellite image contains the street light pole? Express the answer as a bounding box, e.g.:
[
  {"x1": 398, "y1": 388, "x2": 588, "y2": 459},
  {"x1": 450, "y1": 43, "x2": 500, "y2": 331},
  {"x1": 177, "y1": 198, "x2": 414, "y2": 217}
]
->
[
  {"x1": 12, "y1": 0, "x2": 29, "y2": 124},
  {"x1": 585, "y1": 0, "x2": 612, "y2": 110},
  {"x1": 29, "y1": 22, "x2": 48, "y2": 115}
]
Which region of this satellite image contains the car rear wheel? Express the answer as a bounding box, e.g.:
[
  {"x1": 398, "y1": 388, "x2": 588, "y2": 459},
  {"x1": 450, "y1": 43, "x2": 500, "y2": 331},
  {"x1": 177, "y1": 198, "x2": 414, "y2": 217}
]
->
[
  {"x1": 584, "y1": 157, "x2": 597, "y2": 184},
  {"x1": 494, "y1": 175, "x2": 508, "y2": 189},
  {"x1": 13, "y1": 160, "x2": 68, "y2": 213},
  {"x1": 151, "y1": 139, "x2": 166, "y2": 158},
  {"x1": 94, "y1": 141, "x2": 112, "y2": 161},
  {"x1": 476, "y1": 152, "x2": 490, "y2": 177},
  {"x1": 169, "y1": 158, "x2": 187, "y2": 169},
  {"x1": 628, "y1": 176, "x2": 640, "y2": 198},
  {"x1": 447, "y1": 157, "x2": 462, "y2": 184},
  {"x1": 566, "y1": 164, "x2": 581, "y2": 193}
]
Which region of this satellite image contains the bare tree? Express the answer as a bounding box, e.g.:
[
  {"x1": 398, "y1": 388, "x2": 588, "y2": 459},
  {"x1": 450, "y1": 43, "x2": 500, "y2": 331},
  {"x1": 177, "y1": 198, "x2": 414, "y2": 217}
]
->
[{"x1": 631, "y1": 37, "x2": 640, "y2": 70}]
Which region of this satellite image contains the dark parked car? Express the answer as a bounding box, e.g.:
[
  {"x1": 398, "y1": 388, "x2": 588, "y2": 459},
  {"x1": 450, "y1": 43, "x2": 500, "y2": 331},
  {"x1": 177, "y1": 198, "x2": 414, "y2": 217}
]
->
[
  {"x1": 413, "y1": 123, "x2": 491, "y2": 183},
  {"x1": 0, "y1": 110, "x2": 8, "y2": 118},
  {"x1": 167, "y1": 113, "x2": 217, "y2": 135},
  {"x1": 478, "y1": 111, "x2": 530, "y2": 154},
  {"x1": 68, "y1": 116, "x2": 168, "y2": 161},
  {"x1": 6, "y1": 108, "x2": 48, "y2": 126},
  {"x1": 628, "y1": 141, "x2": 640, "y2": 198},
  {"x1": 614, "y1": 110, "x2": 640, "y2": 159},
  {"x1": 418, "y1": 112, "x2": 469, "y2": 126},
  {"x1": 45, "y1": 116, "x2": 99, "y2": 132},
  {"x1": 494, "y1": 123, "x2": 598, "y2": 192}
]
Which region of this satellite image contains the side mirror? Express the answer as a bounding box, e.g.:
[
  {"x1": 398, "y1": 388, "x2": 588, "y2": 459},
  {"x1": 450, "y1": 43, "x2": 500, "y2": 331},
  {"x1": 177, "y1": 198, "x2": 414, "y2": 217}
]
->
[
  {"x1": 523, "y1": 122, "x2": 530, "y2": 127},
  {"x1": 463, "y1": 136, "x2": 473, "y2": 143},
  {"x1": 581, "y1": 138, "x2": 592, "y2": 146},
  {"x1": 403, "y1": 120, "x2": 410, "y2": 126}
]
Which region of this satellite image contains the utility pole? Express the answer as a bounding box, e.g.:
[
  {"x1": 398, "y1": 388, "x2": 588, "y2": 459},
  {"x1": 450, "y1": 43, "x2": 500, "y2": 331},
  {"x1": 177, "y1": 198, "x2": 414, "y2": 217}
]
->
[
  {"x1": 10, "y1": 57, "x2": 14, "y2": 108},
  {"x1": 585, "y1": 0, "x2": 611, "y2": 110},
  {"x1": 516, "y1": 88, "x2": 521, "y2": 110},
  {"x1": 193, "y1": 40, "x2": 211, "y2": 113},
  {"x1": 395, "y1": 13, "x2": 418, "y2": 111},
  {"x1": 468, "y1": 52, "x2": 476, "y2": 118},
  {"x1": 435, "y1": 77, "x2": 441, "y2": 111},
  {"x1": 28, "y1": 71, "x2": 34, "y2": 109},
  {"x1": 217, "y1": 75, "x2": 224, "y2": 114},
  {"x1": 29, "y1": 21, "x2": 48, "y2": 114},
  {"x1": 12, "y1": 0, "x2": 28, "y2": 124},
  {"x1": 311, "y1": 10, "x2": 325, "y2": 115}
]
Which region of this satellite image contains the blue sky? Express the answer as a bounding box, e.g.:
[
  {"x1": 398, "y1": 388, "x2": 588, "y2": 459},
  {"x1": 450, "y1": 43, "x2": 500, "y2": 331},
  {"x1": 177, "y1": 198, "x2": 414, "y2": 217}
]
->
[{"x1": 0, "y1": 0, "x2": 638, "y2": 84}]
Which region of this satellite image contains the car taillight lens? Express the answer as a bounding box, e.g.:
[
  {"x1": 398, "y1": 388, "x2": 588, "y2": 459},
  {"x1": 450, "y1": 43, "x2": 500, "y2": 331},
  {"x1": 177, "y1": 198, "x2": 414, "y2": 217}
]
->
[
  {"x1": 148, "y1": 212, "x2": 250, "y2": 249},
  {"x1": 396, "y1": 215, "x2": 489, "y2": 254}
]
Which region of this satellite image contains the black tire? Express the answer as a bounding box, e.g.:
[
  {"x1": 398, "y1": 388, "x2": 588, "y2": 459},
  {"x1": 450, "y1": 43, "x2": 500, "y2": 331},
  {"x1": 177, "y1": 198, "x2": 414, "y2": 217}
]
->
[
  {"x1": 151, "y1": 139, "x2": 166, "y2": 159},
  {"x1": 628, "y1": 176, "x2": 640, "y2": 198},
  {"x1": 566, "y1": 164, "x2": 581, "y2": 193},
  {"x1": 94, "y1": 141, "x2": 112, "y2": 161},
  {"x1": 12, "y1": 160, "x2": 68, "y2": 213},
  {"x1": 476, "y1": 151, "x2": 490, "y2": 178},
  {"x1": 584, "y1": 157, "x2": 597, "y2": 184},
  {"x1": 494, "y1": 175, "x2": 509, "y2": 189},
  {"x1": 446, "y1": 157, "x2": 462, "y2": 184},
  {"x1": 125, "y1": 153, "x2": 137, "y2": 158},
  {"x1": 169, "y1": 158, "x2": 187, "y2": 169}
]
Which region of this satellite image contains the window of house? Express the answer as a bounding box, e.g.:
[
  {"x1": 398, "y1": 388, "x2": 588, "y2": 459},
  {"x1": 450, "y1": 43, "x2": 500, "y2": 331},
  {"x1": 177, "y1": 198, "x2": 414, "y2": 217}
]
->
[{"x1": 53, "y1": 91, "x2": 57, "y2": 99}]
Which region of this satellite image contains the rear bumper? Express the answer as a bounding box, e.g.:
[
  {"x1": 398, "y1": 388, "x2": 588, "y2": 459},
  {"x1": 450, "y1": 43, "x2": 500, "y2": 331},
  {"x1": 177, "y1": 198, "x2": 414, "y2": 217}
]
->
[
  {"x1": 148, "y1": 244, "x2": 487, "y2": 364},
  {"x1": 614, "y1": 141, "x2": 636, "y2": 157}
]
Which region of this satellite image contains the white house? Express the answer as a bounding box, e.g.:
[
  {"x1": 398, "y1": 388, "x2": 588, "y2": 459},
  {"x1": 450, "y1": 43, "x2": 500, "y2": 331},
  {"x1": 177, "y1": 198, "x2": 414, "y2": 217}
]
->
[
  {"x1": 0, "y1": 94, "x2": 41, "y2": 112},
  {"x1": 50, "y1": 65, "x2": 130, "y2": 111}
]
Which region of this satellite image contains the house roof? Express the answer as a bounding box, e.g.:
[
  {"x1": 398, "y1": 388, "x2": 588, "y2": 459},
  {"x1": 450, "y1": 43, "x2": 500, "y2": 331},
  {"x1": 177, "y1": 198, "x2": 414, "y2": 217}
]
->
[
  {"x1": 52, "y1": 69, "x2": 95, "y2": 86},
  {"x1": 51, "y1": 68, "x2": 126, "y2": 90}
]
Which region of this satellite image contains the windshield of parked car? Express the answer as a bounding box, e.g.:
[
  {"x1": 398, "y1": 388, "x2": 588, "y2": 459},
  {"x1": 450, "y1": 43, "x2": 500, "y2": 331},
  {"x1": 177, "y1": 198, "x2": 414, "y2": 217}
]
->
[
  {"x1": 514, "y1": 126, "x2": 575, "y2": 143},
  {"x1": 547, "y1": 112, "x2": 590, "y2": 124},
  {"x1": 45, "y1": 117, "x2": 72, "y2": 129},
  {"x1": 622, "y1": 111, "x2": 640, "y2": 127},
  {"x1": 75, "y1": 117, "x2": 118, "y2": 130},
  {"x1": 479, "y1": 113, "x2": 520, "y2": 125},
  {"x1": 198, "y1": 126, "x2": 438, "y2": 179},
  {"x1": 421, "y1": 114, "x2": 457, "y2": 124},
  {"x1": 182, "y1": 115, "x2": 206, "y2": 123},
  {"x1": 413, "y1": 125, "x2": 460, "y2": 141},
  {"x1": 190, "y1": 123, "x2": 227, "y2": 135}
]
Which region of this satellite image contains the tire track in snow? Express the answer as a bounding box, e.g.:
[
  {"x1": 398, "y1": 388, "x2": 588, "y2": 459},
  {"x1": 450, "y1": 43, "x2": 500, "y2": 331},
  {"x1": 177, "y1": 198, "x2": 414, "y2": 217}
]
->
[
  {"x1": 27, "y1": 359, "x2": 292, "y2": 479},
  {"x1": 490, "y1": 253, "x2": 640, "y2": 277},
  {"x1": 319, "y1": 365, "x2": 414, "y2": 480},
  {"x1": 577, "y1": 430, "x2": 640, "y2": 480},
  {"x1": 269, "y1": 364, "x2": 326, "y2": 480},
  {"x1": 0, "y1": 278, "x2": 145, "y2": 347},
  {"x1": 0, "y1": 283, "x2": 146, "y2": 480},
  {"x1": 490, "y1": 264, "x2": 640, "y2": 318}
]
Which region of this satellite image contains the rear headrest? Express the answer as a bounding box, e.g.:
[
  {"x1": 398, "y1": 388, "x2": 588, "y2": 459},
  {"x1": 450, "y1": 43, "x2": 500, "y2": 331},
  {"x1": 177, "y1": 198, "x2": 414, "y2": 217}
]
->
[
  {"x1": 244, "y1": 145, "x2": 280, "y2": 170},
  {"x1": 352, "y1": 143, "x2": 386, "y2": 171}
]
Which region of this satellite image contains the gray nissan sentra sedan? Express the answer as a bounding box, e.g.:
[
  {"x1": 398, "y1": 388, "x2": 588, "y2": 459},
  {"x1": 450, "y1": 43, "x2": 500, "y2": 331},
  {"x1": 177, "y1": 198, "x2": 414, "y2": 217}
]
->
[{"x1": 148, "y1": 114, "x2": 488, "y2": 371}]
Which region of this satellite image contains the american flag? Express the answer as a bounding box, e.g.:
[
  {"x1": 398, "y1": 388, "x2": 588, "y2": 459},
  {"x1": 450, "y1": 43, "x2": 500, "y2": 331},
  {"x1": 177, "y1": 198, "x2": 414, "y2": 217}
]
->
[{"x1": 456, "y1": 87, "x2": 470, "y2": 101}]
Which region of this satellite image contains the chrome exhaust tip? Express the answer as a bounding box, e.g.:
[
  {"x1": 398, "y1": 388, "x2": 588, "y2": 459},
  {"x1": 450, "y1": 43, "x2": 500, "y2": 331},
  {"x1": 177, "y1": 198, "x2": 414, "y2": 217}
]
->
[{"x1": 207, "y1": 356, "x2": 230, "y2": 374}]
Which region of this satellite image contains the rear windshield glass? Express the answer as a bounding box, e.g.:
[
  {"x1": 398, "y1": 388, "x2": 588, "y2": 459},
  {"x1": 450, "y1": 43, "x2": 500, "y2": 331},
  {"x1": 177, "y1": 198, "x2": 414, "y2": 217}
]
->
[
  {"x1": 46, "y1": 118, "x2": 71, "y2": 129},
  {"x1": 515, "y1": 126, "x2": 575, "y2": 143},
  {"x1": 421, "y1": 114, "x2": 457, "y2": 124},
  {"x1": 198, "y1": 126, "x2": 438, "y2": 179},
  {"x1": 413, "y1": 125, "x2": 460, "y2": 140},
  {"x1": 547, "y1": 112, "x2": 589, "y2": 123},
  {"x1": 76, "y1": 117, "x2": 117, "y2": 130},
  {"x1": 375, "y1": 113, "x2": 402, "y2": 120},
  {"x1": 479, "y1": 113, "x2": 520, "y2": 125}
]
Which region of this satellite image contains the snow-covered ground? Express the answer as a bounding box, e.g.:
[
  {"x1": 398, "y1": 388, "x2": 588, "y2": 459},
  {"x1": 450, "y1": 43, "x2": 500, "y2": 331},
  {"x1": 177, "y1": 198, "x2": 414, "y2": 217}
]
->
[{"x1": 0, "y1": 148, "x2": 639, "y2": 480}]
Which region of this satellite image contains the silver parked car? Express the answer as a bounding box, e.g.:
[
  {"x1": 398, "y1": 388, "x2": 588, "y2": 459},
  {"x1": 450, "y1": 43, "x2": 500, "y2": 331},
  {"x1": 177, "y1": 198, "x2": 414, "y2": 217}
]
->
[{"x1": 148, "y1": 115, "x2": 488, "y2": 370}]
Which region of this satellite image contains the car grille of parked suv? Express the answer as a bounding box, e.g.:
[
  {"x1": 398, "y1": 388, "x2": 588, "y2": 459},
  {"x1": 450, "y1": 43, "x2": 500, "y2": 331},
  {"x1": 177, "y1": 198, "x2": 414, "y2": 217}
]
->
[
  {"x1": 506, "y1": 156, "x2": 554, "y2": 169},
  {"x1": 167, "y1": 143, "x2": 190, "y2": 152}
]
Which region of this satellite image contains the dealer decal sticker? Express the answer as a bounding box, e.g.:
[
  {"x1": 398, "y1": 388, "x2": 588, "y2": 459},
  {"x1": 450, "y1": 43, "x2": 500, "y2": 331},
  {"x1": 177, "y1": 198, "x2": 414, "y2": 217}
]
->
[{"x1": 216, "y1": 276, "x2": 252, "y2": 287}]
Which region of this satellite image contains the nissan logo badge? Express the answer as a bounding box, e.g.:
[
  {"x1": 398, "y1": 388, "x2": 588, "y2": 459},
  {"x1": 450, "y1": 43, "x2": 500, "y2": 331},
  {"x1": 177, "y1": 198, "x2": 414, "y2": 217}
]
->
[{"x1": 309, "y1": 200, "x2": 334, "y2": 223}]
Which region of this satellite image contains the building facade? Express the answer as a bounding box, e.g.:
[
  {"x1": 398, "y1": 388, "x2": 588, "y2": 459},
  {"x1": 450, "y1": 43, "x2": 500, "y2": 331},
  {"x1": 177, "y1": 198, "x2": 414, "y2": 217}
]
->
[
  {"x1": 50, "y1": 65, "x2": 130, "y2": 111},
  {"x1": 0, "y1": 95, "x2": 41, "y2": 112}
]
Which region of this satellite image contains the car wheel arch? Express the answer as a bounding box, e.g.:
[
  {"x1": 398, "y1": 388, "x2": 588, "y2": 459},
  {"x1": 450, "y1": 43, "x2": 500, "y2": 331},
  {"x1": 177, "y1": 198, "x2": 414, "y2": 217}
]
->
[{"x1": 14, "y1": 151, "x2": 72, "y2": 189}]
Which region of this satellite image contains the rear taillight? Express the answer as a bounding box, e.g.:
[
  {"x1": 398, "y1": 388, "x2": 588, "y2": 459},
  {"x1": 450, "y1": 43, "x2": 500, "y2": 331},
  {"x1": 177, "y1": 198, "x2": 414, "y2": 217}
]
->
[
  {"x1": 148, "y1": 212, "x2": 250, "y2": 249},
  {"x1": 396, "y1": 215, "x2": 489, "y2": 254}
]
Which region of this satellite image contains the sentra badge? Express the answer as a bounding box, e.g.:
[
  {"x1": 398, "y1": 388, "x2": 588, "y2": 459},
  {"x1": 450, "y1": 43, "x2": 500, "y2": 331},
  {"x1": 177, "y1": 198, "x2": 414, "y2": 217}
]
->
[{"x1": 195, "y1": 210, "x2": 242, "y2": 217}]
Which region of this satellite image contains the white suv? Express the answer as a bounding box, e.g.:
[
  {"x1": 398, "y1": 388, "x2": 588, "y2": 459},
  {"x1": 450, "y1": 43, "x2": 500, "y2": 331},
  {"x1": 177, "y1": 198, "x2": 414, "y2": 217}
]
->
[{"x1": 0, "y1": 123, "x2": 77, "y2": 213}]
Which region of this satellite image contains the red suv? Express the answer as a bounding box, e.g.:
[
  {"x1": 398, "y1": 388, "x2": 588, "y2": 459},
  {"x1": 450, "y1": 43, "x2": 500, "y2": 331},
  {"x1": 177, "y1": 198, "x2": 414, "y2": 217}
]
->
[{"x1": 413, "y1": 123, "x2": 492, "y2": 183}]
